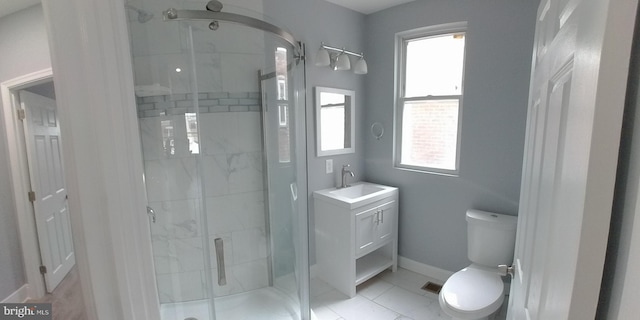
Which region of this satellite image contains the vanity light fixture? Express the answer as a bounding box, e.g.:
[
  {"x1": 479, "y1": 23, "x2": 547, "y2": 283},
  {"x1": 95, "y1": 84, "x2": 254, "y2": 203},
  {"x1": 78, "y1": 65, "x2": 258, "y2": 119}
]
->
[{"x1": 315, "y1": 43, "x2": 367, "y2": 74}]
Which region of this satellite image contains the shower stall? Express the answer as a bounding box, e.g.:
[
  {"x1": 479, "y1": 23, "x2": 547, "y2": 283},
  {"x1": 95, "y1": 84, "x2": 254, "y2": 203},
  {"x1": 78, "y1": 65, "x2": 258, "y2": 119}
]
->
[{"x1": 125, "y1": 1, "x2": 309, "y2": 319}]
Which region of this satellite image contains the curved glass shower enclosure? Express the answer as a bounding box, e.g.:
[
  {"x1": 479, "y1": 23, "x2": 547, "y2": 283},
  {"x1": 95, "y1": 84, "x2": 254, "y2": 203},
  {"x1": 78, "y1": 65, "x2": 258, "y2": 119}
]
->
[{"x1": 125, "y1": 1, "x2": 309, "y2": 319}]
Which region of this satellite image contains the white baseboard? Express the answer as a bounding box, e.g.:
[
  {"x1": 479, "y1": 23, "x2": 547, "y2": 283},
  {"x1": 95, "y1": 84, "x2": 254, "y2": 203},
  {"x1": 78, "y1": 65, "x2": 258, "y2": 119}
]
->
[
  {"x1": 310, "y1": 257, "x2": 453, "y2": 283},
  {"x1": 398, "y1": 256, "x2": 454, "y2": 283},
  {"x1": 1, "y1": 284, "x2": 30, "y2": 303},
  {"x1": 311, "y1": 256, "x2": 509, "y2": 316}
]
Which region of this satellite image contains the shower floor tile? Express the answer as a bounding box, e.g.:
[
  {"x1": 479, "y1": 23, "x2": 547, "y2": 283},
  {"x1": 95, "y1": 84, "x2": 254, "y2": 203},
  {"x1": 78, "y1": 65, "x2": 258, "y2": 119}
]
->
[{"x1": 161, "y1": 287, "x2": 298, "y2": 320}]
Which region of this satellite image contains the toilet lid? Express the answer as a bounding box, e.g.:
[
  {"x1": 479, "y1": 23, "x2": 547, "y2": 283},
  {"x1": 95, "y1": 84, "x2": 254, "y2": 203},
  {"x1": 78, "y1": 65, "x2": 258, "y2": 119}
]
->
[{"x1": 441, "y1": 267, "x2": 504, "y2": 314}]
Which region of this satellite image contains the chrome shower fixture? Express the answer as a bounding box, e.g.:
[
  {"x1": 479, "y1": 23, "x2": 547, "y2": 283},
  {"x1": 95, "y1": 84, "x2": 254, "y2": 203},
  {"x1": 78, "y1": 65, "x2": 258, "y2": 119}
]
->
[
  {"x1": 162, "y1": 4, "x2": 303, "y2": 58},
  {"x1": 125, "y1": 4, "x2": 153, "y2": 23},
  {"x1": 206, "y1": 0, "x2": 224, "y2": 12},
  {"x1": 205, "y1": 1, "x2": 223, "y2": 30}
]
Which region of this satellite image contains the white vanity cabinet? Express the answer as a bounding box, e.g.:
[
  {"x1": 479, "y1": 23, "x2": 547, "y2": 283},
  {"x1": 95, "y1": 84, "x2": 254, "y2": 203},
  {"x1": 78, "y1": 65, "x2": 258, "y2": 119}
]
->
[
  {"x1": 313, "y1": 183, "x2": 398, "y2": 298},
  {"x1": 355, "y1": 200, "x2": 396, "y2": 258}
]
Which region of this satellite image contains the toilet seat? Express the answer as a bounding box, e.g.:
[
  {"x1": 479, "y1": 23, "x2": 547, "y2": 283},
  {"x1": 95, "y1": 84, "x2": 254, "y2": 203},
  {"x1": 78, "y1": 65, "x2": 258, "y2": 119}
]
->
[{"x1": 439, "y1": 265, "x2": 505, "y2": 319}]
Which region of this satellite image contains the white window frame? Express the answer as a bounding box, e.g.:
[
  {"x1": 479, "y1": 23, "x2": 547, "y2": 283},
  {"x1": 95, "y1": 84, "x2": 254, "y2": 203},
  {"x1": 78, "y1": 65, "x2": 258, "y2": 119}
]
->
[{"x1": 394, "y1": 22, "x2": 467, "y2": 176}]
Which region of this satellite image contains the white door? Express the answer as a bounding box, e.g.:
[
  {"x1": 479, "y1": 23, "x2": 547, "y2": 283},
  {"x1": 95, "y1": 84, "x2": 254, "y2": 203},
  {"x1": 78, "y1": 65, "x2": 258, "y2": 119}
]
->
[
  {"x1": 20, "y1": 90, "x2": 75, "y2": 293},
  {"x1": 507, "y1": 0, "x2": 637, "y2": 319}
]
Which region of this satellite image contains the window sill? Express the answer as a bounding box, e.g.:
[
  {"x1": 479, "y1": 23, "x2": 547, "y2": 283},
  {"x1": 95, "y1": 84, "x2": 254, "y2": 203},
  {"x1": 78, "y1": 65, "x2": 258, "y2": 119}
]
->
[{"x1": 394, "y1": 165, "x2": 459, "y2": 178}]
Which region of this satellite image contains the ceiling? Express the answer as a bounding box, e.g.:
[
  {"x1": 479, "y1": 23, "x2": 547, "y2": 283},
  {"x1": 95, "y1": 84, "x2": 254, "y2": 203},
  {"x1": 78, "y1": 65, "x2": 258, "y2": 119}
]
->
[
  {"x1": 0, "y1": 0, "x2": 414, "y2": 19},
  {"x1": 0, "y1": 0, "x2": 40, "y2": 19},
  {"x1": 324, "y1": 0, "x2": 415, "y2": 14}
]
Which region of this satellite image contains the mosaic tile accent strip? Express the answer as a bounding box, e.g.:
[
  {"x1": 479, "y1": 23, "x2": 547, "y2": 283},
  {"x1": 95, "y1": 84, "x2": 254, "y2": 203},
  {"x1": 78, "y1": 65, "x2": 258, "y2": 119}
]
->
[{"x1": 136, "y1": 92, "x2": 262, "y2": 118}]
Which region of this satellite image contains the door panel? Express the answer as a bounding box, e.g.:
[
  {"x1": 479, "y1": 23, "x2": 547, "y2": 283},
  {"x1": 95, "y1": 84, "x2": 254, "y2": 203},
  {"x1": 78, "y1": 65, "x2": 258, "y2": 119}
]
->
[
  {"x1": 507, "y1": 0, "x2": 637, "y2": 318},
  {"x1": 21, "y1": 90, "x2": 75, "y2": 292},
  {"x1": 376, "y1": 203, "x2": 395, "y2": 243},
  {"x1": 355, "y1": 208, "x2": 377, "y2": 256}
]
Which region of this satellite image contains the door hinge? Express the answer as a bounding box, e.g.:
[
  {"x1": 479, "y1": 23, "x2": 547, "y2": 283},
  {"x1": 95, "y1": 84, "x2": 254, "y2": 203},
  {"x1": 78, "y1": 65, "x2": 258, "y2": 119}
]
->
[
  {"x1": 17, "y1": 109, "x2": 26, "y2": 120},
  {"x1": 28, "y1": 191, "x2": 36, "y2": 202},
  {"x1": 498, "y1": 264, "x2": 515, "y2": 278},
  {"x1": 39, "y1": 265, "x2": 47, "y2": 274}
]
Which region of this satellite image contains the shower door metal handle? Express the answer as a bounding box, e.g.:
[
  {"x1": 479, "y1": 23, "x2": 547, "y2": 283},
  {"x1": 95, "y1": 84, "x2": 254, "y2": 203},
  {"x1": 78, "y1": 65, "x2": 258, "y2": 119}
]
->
[{"x1": 214, "y1": 238, "x2": 227, "y2": 285}]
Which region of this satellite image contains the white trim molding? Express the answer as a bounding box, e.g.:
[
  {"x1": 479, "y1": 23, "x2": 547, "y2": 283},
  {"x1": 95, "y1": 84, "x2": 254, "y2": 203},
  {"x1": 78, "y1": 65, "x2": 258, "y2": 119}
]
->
[
  {"x1": 398, "y1": 256, "x2": 454, "y2": 283},
  {"x1": 1, "y1": 285, "x2": 30, "y2": 303},
  {"x1": 311, "y1": 258, "x2": 453, "y2": 284}
]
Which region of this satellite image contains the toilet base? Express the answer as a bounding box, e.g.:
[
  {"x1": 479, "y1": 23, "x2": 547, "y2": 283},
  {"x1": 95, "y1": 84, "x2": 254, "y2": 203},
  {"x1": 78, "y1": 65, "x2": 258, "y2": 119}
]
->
[
  {"x1": 440, "y1": 296, "x2": 504, "y2": 320},
  {"x1": 447, "y1": 308, "x2": 503, "y2": 320},
  {"x1": 438, "y1": 264, "x2": 506, "y2": 320}
]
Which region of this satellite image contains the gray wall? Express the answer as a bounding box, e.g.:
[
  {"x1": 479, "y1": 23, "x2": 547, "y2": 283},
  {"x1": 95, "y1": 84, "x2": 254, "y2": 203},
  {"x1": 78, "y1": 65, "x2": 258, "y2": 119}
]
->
[
  {"x1": 0, "y1": 4, "x2": 52, "y2": 300},
  {"x1": 362, "y1": 0, "x2": 538, "y2": 271},
  {"x1": 264, "y1": 0, "x2": 366, "y2": 263}
]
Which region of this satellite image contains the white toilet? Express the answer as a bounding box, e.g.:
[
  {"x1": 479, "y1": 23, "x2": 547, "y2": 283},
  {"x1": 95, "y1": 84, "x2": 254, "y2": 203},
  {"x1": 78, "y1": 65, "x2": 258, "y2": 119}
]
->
[{"x1": 439, "y1": 209, "x2": 517, "y2": 320}]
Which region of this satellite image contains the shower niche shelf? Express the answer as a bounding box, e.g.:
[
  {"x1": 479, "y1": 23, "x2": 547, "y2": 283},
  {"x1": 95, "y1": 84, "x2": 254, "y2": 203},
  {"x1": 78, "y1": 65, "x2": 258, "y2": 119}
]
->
[{"x1": 313, "y1": 184, "x2": 398, "y2": 298}]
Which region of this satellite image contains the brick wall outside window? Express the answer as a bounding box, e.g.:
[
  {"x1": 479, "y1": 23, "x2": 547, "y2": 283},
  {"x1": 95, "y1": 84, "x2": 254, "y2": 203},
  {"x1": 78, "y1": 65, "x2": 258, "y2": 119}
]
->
[{"x1": 402, "y1": 100, "x2": 458, "y2": 170}]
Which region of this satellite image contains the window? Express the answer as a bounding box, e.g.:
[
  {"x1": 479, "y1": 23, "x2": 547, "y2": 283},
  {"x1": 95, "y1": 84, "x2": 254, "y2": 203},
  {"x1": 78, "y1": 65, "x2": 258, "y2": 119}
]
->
[
  {"x1": 185, "y1": 112, "x2": 199, "y2": 154},
  {"x1": 275, "y1": 47, "x2": 291, "y2": 163},
  {"x1": 395, "y1": 23, "x2": 466, "y2": 175},
  {"x1": 318, "y1": 91, "x2": 348, "y2": 151}
]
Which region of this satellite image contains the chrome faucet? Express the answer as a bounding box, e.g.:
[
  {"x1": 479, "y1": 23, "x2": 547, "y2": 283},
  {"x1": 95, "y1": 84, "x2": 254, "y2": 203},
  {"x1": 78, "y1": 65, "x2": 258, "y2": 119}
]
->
[{"x1": 341, "y1": 165, "x2": 355, "y2": 188}]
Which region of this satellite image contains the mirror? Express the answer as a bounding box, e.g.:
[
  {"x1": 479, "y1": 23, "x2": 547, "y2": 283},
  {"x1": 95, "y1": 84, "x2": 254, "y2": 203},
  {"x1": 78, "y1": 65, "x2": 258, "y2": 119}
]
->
[{"x1": 315, "y1": 87, "x2": 355, "y2": 156}]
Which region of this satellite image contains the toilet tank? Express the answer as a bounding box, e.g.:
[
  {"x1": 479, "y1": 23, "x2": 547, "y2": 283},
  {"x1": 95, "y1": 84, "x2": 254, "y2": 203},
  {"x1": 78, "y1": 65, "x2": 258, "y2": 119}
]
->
[{"x1": 466, "y1": 209, "x2": 518, "y2": 267}]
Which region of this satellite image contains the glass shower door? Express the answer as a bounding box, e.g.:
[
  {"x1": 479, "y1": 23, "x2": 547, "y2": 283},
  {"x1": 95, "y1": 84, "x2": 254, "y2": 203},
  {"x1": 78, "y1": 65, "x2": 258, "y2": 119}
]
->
[
  {"x1": 127, "y1": 2, "x2": 309, "y2": 319},
  {"x1": 260, "y1": 42, "x2": 310, "y2": 320}
]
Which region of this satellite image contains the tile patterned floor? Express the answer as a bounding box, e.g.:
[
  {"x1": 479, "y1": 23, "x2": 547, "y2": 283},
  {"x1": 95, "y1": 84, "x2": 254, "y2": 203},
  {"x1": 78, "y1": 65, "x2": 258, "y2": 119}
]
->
[
  {"x1": 311, "y1": 268, "x2": 451, "y2": 320},
  {"x1": 24, "y1": 265, "x2": 505, "y2": 320},
  {"x1": 311, "y1": 267, "x2": 509, "y2": 320}
]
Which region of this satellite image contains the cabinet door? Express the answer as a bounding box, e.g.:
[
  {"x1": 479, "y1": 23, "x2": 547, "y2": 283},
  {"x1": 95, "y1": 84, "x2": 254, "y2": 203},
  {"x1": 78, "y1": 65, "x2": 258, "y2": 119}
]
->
[
  {"x1": 377, "y1": 203, "x2": 396, "y2": 243},
  {"x1": 355, "y1": 207, "x2": 378, "y2": 257}
]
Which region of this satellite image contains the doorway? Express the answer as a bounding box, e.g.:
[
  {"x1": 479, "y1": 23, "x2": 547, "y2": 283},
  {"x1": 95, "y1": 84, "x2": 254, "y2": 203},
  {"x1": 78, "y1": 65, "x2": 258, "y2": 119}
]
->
[{"x1": 0, "y1": 69, "x2": 76, "y2": 299}]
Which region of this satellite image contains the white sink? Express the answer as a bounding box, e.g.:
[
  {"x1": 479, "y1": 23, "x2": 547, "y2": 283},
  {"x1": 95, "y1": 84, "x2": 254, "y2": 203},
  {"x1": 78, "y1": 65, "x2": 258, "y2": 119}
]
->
[
  {"x1": 313, "y1": 182, "x2": 398, "y2": 209},
  {"x1": 329, "y1": 184, "x2": 385, "y2": 199}
]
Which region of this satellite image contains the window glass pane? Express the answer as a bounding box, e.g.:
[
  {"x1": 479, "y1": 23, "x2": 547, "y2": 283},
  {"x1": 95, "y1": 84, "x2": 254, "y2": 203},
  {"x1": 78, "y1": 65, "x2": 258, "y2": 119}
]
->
[
  {"x1": 278, "y1": 105, "x2": 291, "y2": 163},
  {"x1": 185, "y1": 112, "x2": 199, "y2": 154},
  {"x1": 275, "y1": 47, "x2": 288, "y2": 101},
  {"x1": 320, "y1": 103, "x2": 346, "y2": 151},
  {"x1": 275, "y1": 47, "x2": 290, "y2": 163},
  {"x1": 319, "y1": 92, "x2": 349, "y2": 151},
  {"x1": 161, "y1": 119, "x2": 175, "y2": 156},
  {"x1": 320, "y1": 92, "x2": 345, "y2": 106},
  {"x1": 400, "y1": 99, "x2": 459, "y2": 170},
  {"x1": 405, "y1": 33, "x2": 465, "y2": 97}
]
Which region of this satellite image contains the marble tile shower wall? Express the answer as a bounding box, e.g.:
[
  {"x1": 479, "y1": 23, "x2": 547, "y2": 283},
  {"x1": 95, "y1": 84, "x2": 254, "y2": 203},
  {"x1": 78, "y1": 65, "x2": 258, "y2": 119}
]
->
[{"x1": 138, "y1": 93, "x2": 268, "y2": 303}]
